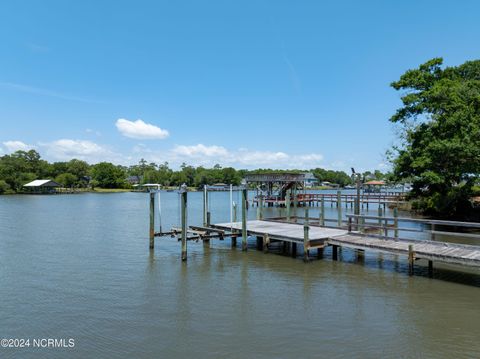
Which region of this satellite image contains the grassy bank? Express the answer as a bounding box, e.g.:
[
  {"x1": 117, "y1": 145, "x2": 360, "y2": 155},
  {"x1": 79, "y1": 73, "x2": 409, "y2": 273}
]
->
[{"x1": 92, "y1": 188, "x2": 132, "y2": 193}]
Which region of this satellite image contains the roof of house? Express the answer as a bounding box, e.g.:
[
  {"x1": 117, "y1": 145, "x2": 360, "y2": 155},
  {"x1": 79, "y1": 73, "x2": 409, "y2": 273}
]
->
[
  {"x1": 24, "y1": 179, "x2": 60, "y2": 187},
  {"x1": 303, "y1": 173, "x2": 316, "y2": 180}
]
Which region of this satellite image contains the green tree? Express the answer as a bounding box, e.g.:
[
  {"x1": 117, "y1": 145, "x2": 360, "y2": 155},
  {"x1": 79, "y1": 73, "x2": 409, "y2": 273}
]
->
[
  {"x1": 67, "y1": 159, "x2": 89, "y2": 179},
  {"x1": 91, "y1": 162, "x2": 126, "y2": 188},
  {"x1": 0, "y1": 180, "x2": 11, "y2": 194},
  {"x1": 389, "y1": 58, "x2": 480, "y2": 216},
  {"x1": 55, "y1": 173, "x2": 77, "y2": 187}
]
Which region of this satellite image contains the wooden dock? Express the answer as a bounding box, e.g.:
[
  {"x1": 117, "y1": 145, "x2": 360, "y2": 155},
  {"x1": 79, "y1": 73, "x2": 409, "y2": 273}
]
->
[
  {"x1": 212, "y1": 219, "x2": 480, "y2": 270},
  {"x1": 148, "y1": 186, "x2": 480, "y2": 277},
  {"x1": 212, "y1": 220, "x2": 347, "y2": 248}
]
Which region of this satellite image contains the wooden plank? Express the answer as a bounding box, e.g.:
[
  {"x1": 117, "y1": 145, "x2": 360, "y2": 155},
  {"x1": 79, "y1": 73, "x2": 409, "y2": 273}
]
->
[
  {"x1": 213, "y1": 220, "x2": 348, "y2": 241},
  {"x1": 329, "y1": 234, "x2": 480, "y2": 267}
]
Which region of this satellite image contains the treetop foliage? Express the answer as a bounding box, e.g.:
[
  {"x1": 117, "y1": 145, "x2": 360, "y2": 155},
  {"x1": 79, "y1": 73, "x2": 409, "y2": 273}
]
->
[{"x1": 390, "y1": 57, "x2": 480, "y2": 216}]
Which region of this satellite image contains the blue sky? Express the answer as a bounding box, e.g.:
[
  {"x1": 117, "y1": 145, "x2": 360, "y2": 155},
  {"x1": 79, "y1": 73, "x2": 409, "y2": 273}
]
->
[{"x1": 1, "y1": 0, "x2": 479, "y2": 171}]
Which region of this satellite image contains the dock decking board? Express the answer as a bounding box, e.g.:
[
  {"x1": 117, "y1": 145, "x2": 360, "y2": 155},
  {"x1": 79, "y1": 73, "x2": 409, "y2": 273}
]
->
[
  {"x1": 213, "y1": 220, "x2": 348, "y2": 244},
  {"x1": 212, "y1": 220, "x2": 480, "y2": 267}
]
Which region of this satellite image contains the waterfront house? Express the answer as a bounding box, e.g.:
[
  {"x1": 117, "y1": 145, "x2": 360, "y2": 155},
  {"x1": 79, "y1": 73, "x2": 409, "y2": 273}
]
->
[
  {"x1": 126, "y1": 175, "x2": 142, "y2": 185},
  {"x1": 303, "y1": 173, "x2": 318, "y2": 188}
]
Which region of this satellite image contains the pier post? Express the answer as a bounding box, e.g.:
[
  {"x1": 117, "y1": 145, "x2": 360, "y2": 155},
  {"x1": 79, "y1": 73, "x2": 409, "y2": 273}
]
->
[
  {"x1": 257, "y1": 195, "x2": 263, "y2": 220},
  {"x1": 203, "y1": 185, "x2": 208, "y2": 226},
  {"x1": 428, "y1": 260, "x2": 433, "y2": 277},
  {"x1": 359, "y1": 216, "x2": 365, "y2": 233},
  {"x1": 286, "y1": 189, "x2": 291, "y2": 221},
  {"x1": 408, "y1": 244, "x2": 415, "y2": 275},
  {"x1": 242, "y1": 187, "x2": 248, "y2": 251},
  {"x1": 319, "y1": 196, "x2": 325, "y2": 226},
  {"x1": 291, "y1": 242, "x2": 297, "y2": 258},
  {"x1": 232, "y1": 202, "x2": 237, "y2": 247},
  {"x1": 149, "y1": 191, "x2": 155, "y2": 249},
  {"x1": 378, "y1": 205, "x2": 383, "y2": 228},
  {"x1": 355, "y1": 174, "x2": 361, "y2": 227},
  {"x1": 337, "y1": 190, "x2": 342, "y2": 227},
  {"x1": 204, "y1": 211, "x2": 211, "y2": 247},
  {"x1": 180, "y1": 184, "x2": 188, "y2": 261},
  {"x1": 304, "y1": 207, "x2": 310, "y2": 262},
  {"x1": 263, "y1": 234, "x2": 269, "y2": 254},
  {"x1": 293, "y1": 187, "x2": 298, "y2": 219},
  {"x1": 393, "y1": 208, "x2": 398, "y2": 239}
]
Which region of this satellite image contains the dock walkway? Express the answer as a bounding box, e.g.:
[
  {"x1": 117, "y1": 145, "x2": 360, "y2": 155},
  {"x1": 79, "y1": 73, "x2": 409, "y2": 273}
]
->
[
  {"x1": 213, "y1": 220, "x2": 347, "y2": 247},
  {"x1": 212, "y1": 220, "x2": 480, "y2": 268}
]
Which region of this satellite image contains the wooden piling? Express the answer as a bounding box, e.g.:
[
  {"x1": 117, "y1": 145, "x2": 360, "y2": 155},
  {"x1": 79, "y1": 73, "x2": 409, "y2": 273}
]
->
[
  {"x1": 359, "y1": 216, "x2": 365, "y2": 234},
  {"x1": 428, "y1": 260, "x2": 433, "y2": 277},
  {"x1": 232, "y1": 203, "x2": 237, "y2": 247},
  {"x1": 378, "y1": 206, "x2": 383, "y2": 227},
  {"x1": 304, "y1": 224, "x2": 310, "y2": 263},
  {"x1": 291, "y1": 242, "x2": 297, "y2": 258},
  {"x1": 304, "y1": 207, "x2": 310, "y2": 262},
  {"x1": 257, "y1": 196, "x2": 263, "y2": 220},
  {"x1": 337, "y1": 190, "x2": 342, "y2": 227},
  {"x1": 393, "y1": 208, "x2": 398, "y2": 239},
  {"x1": 203, "y1": 185, "x2": 208, "y2": 226},
  {"x1": 408, "y1": 244, "x2": 414, "y2": 275},
  {"x1": 180, "y1": 184, "x2": 188, "y2": 261},
  {"x1": 242, "y1": 187, "x2": 248, "y2": 251},
  {"x1": 286, "y1": 189, "x2": 291, "y2": 221},
  {"x1": 149, "y1": 191, "x2": 155, "y2": 249},
  {"x1": 293, "y1": 188, "x2": 298, "y2": 218},
  {"x1": 263, "y1": 234, "x2": 269, "y2": 254},
  {"x1": 319, "y1": 196, "x2": 325, "y2": 226}
]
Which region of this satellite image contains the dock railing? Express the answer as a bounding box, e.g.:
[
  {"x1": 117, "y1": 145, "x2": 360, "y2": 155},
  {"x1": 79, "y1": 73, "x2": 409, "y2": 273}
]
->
[{"x1": 346, "y1": 214, "x2": 480, "y2": 243}]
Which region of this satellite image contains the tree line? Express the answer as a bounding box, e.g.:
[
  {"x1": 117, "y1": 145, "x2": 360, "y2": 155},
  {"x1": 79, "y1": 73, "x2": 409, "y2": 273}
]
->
[{"x1": 0, "y1": 150, "x2": 389, "y2": 194}]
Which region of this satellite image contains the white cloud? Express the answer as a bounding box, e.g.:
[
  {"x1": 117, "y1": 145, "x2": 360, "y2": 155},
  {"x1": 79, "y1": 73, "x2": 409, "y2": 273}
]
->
[
  {"x1": 40, "y1": 139, "x2": 121, "y2": 163},
  {"x1": 3, "y1": 140, "x2": 33, "y2": 152},
  {"x1": 165, "y1": 143, "x2": 323, "y2": 169},
  {"x1": 85, "y1": 128, "x2": 101, "y2": 136},
  {"x1": 116, "y1": 119, "x2": 169, "y2": 140},
  {"x1": 172, "y1": 144, "x2": 229, "y2": 158}
]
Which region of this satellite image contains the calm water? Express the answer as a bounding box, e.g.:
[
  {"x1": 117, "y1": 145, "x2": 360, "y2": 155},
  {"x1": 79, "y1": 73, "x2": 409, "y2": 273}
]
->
[{"x1": 1, "y1": 192, "x2": 480, "y2": 358}]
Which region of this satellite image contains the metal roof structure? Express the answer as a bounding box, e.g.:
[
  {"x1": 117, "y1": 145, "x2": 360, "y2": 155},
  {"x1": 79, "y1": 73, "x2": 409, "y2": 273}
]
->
[
  {"x1": 364, "y1": 180, "x2": 385, "y2": 186},
  {"x1": 24, "y1": 179, "x2": 60, "y2": 187},
  {"x1": 245, "y1": 173, "x2": 306, "y2": 183}
]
